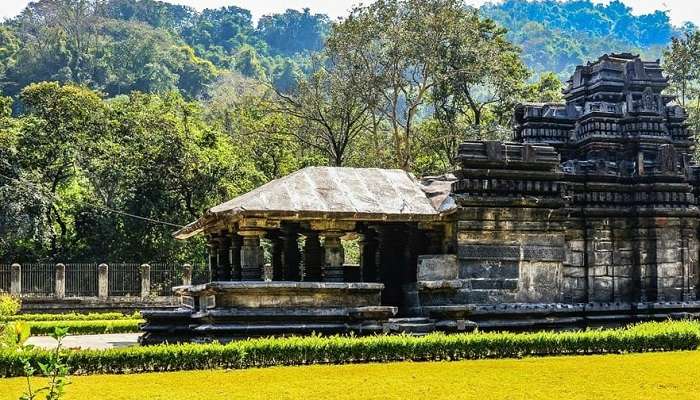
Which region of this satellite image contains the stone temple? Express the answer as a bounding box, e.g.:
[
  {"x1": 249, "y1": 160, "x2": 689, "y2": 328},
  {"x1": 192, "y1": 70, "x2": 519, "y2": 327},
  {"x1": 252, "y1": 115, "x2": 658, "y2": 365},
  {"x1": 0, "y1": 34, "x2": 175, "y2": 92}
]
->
[{"x1": 141, "y1": 53, "x2": 700, "y2": 344}]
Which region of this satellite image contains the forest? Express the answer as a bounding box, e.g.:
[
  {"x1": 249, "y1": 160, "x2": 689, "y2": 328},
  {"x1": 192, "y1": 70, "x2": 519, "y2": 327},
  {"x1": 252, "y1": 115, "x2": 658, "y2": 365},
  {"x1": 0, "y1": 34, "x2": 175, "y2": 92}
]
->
[{"x1": 1, "y1": 0, "x2": 699, "y2": 263}]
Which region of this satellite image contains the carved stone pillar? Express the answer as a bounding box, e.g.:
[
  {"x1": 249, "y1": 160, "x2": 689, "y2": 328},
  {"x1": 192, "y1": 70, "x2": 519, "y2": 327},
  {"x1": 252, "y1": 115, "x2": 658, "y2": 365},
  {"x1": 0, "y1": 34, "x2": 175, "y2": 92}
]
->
[
  {"x1": 359, "y1": 230, "x2": 379, "y2": 283},
  {"x1": 240, "y1": 231, "x2": 264, "y2": 281},
  {"x1": 268, "y1": 231, "x2": 284, "y2": 281},
  {"x1": 207, "y1": 236, "x2": 221, "y2": 281},
  {"x1": 322, "y1": 232, "x2": 345, "y2": 282},
  {"x1": 281, "y1": 226, "x2": 302, "y2": 281},
  {"x1": 229, "y1": 232, "x2": 242, "y2": 281},
  {"x1": 303, "y1": 231, "x2": 323, "y2": 281},
  {"x1": 216, "y1": 235, "x2": 232, "y2": 281}
]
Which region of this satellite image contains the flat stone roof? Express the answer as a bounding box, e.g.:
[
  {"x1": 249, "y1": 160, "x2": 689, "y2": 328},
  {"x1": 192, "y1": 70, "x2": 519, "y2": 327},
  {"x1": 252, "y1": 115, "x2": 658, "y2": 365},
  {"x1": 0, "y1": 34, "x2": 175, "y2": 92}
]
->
[{"x1": 175, "y1": 167, "x2": 451, "y2": 239}]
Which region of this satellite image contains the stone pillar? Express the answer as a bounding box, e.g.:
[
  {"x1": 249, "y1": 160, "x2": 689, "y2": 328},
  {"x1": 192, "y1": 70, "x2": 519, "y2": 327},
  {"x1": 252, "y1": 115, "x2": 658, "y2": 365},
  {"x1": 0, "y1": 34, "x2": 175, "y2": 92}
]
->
[
  {"x1": 229, "y1": 232, "x2": 242, "y2": 280},
  {"x1": 281, "y1": 227, "x2": 302, "y2": 281},
  {"x1": 207, "y1": 236, "x2": 221, "y2": 281},
  {"x1": 140, "y1": 263, "x2": 151, "y2": 298},
  {"x1": 98, "y1": 263, "x2": 109, "y2": 300},
  {"x1": 216, "y1": 235, "x2": 232, "y2": 281},
  {"x1": 240, "y1": 230, "x2": 264, "y2": 281},
  {"x1": 55, "y1": 263, "x2": 66, "y2": 299},
  {"x1": 10, "y1": 263, "x2": 20, "y2": 296},
  {"x1": 182, "y1": 264, "x2": 193, "y2": 286},
  {"x1": 303, "y1": 231, "x2": 323, "y2": 281},
  {"x1": 268, "y1": 232, "x2": 284, "y2": 281},
  {"x1": 359, "y1": 230, "x2": 379, "y2": 283},
  {"x1": 322, "y1": 232, "x2": 345, "y2": 282}
]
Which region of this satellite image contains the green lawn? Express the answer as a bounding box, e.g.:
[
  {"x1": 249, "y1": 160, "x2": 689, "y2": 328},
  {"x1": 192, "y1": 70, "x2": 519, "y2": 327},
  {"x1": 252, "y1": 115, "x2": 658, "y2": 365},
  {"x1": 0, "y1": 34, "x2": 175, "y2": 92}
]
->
[{"x1": 2, "y1": 351, "x2": 700, "y2": 400}]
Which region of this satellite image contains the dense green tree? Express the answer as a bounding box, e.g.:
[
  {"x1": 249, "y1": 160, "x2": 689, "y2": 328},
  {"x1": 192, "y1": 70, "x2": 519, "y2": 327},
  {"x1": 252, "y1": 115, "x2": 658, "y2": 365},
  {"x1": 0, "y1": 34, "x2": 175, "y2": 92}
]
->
[
  {"x1": 482, "y1": 0, "x2": 686, "y2": 77},
  {"x1": 327, "y1": 0, "x2": 532, "y2": 169},
  {"x1": 274, "y1": 54, "x2": 373, "y2": 166},
  {"x1": 664, "y1": 31, "x2": 700, "y2": 148},
  {"x1": 257, "y1": 9, "x2": 329, "y2": 56}
]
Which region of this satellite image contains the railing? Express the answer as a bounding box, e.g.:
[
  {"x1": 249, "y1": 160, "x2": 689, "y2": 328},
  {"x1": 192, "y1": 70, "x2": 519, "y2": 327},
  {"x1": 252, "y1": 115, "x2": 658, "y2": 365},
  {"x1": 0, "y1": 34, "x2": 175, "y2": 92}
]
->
[
  {"x1": 0, "y1": 264, "x2": 11, "y2": 292},
  {"x1": 108, "y1": 263, "x2": 141, "y2": 297},
  {"x1": 21, "y1": 263, "x2": 55, "y2": 296},
  {"x1": 150, "y1": 263, "x2": 181, "y2": 296},
  {"x1": 2, "y1": 263, "x2": 208, "y2": 298},
  {"x1": 66, "y1": 263, "x2": 99, "y2": 297}
]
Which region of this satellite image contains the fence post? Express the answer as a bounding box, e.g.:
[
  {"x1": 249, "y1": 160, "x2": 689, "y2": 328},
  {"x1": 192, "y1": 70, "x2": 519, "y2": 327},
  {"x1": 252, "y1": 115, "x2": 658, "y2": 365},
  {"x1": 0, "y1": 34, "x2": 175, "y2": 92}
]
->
[
  {"x1": 140, "y1": 264, "x2": 151, "y2": 298},
  {"x1": 55, "y1": 263, "x2": 66, "y2": 299},
  {"x1": 182, "y1": 264, "x2": 193, "y2": 286},
  {"x1": 98, "y1": 263, "x2": 109, "y2": 299},
  {"x1": 10, "y1": 263, "x2": 21, "y2": 296}
]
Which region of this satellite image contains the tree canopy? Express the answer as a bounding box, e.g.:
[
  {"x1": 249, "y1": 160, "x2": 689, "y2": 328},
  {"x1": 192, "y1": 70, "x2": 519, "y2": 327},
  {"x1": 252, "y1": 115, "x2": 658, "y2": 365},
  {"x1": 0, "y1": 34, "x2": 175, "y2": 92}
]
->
[{"x1": 0, "y1": 0, "x2": 695, "y2": 262}]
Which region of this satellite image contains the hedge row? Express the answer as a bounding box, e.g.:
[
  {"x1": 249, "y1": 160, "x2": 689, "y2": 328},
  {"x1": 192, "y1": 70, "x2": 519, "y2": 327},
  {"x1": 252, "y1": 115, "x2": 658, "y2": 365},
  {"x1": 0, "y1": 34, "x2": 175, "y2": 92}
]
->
[
  {"x1": 1, "y1": 321, "x2": 698, "y2": 377},
  {"x1": 2, "y1": 312, "x2": 138, "y2": 322},
  {"x1": 27, "y1": 319, "x2": 143, "y2": 336}
]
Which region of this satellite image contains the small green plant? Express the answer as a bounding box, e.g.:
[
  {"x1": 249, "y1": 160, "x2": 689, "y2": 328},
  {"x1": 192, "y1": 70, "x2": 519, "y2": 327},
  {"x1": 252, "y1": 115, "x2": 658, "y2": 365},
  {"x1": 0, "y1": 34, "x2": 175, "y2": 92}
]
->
[
  {"x1": 0, "y1": 293, "x2": 21, "y2": 317},
  {"x1": 20, "y1": 327, "x2": 70, "y2": 400},
  {"x1": 0, "y1": 321, "x2": 30, "y2": 348}
]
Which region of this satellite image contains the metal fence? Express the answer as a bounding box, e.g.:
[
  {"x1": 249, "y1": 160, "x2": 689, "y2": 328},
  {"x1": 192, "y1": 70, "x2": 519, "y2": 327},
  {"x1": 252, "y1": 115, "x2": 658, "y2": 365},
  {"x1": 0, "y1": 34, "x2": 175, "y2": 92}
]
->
[
  {"x1": 3, "y1": 263, "x2": 209, "y2": 298},
  {"x1": 65, "y1": 263, "x2": 99, "y2": 297},
  {"x1": 109, "y1": 263, "x2": 141, "y2": 297},
  {"x1": 150, "y1": 263, "x2": 181, "y2": 296},
  {"x1": 0, "y1": 264, "x2": 11, "y2": 292},
  {"x1": 22, "y1": 263, "x2": 55, "y2": 296}
]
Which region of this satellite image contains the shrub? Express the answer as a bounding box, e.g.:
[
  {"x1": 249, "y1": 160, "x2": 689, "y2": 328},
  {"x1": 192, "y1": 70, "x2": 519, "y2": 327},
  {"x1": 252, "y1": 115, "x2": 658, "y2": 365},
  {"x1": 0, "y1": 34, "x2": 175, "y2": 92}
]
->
[
  {"x1": 0, "y1": 294, "x2": 21, "y2": 317},
  {"x1": 0, "y1": 320, "x2": 698, "y2": 377},
  {"x1": 0, "y1": 321, "x2": 30, "y2": 349},
  {"x1": 1, "y1": 312, "x2": 138, "y2": 323},
  {"x1": 27, "y1": 320, "x2": 143, "y2": 336}
]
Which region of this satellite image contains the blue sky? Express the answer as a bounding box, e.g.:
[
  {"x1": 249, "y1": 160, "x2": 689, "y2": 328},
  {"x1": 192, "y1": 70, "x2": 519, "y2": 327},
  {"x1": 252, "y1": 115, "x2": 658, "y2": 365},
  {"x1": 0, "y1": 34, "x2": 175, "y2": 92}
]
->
[{"x1": 1, "y1": 1, "x2": 698, "y2": 26}]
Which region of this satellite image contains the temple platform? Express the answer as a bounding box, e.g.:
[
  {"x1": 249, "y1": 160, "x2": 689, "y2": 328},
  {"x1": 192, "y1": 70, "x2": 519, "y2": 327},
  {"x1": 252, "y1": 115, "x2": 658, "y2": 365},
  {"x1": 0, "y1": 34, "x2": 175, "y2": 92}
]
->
[{"x1": 140, "y1": 282, "x2": 398, "y2": 344}]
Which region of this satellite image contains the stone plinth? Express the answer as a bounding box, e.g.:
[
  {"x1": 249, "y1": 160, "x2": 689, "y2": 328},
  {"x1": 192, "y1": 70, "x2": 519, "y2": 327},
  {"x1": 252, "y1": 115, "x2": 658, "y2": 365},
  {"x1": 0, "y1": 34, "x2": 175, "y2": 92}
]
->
[
  {"x1": 179, "y1": 281, "x2": 385, "y2": 309},
  {"x1": 140, "y1": 282, "x2": 396, "y2": 345}
]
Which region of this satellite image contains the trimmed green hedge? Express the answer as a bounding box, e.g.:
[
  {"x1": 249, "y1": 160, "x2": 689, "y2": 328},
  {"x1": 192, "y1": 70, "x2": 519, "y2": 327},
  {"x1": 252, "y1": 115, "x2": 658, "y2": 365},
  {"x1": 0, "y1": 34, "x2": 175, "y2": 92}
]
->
[
  {"x1": 1, "y1": 312, "x2": 138, "y2": 322},
  {"x1": 27, "y1": 319, "x2": 143, "y2": 335},
  {"x1": 1, "y1": 321, "x2": 699, "y2": 377}
]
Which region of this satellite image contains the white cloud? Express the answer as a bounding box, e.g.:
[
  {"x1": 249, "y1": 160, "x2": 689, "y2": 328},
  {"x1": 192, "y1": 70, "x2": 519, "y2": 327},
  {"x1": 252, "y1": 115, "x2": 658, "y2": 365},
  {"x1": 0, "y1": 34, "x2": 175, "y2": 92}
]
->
[{"x1": 1, "y1": 0, "x2": 699, "y2": 25}]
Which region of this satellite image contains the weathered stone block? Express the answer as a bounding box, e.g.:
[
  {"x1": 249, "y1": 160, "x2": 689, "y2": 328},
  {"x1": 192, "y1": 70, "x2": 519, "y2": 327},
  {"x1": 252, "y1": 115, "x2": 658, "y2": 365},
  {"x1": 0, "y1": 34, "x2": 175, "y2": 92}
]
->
[
  {"x1": 592, "y1": 251, "x2": 612, "y2": 266},
  {"x1": 563, "y1": 266, "x2": 586, "y2": 278},
  {"x1": 565, "y1": 251, "x2": 585, "y2": 267},
  {"x1": 522, "y1": 246, "x2": 565, "y2": 261},
  {"x1": 470, "y1": 279, "x2": 518, "y2": 290},
  {"x1": 458, "y1": 244, "x2": 520, "y2": 261},
  {"x1": 417, "y1": 255, "x2": 458, "y2": 281},
  {"x1": 460, "y1": 260, "x2": 519, "y2": 279}
]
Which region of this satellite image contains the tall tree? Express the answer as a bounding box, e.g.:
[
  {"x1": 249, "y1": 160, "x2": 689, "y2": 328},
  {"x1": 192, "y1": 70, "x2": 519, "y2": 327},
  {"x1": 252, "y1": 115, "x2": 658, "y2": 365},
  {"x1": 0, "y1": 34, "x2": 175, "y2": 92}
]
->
[
  {"x1": 664, "y1": 30, "x2": 700, "y2": 149},
  {"x1": 274, "y1": 55, "x2": 373, "y2": 166},
  {"x1": 326, "y1": 0, "x2": 531, "y2": 170}
]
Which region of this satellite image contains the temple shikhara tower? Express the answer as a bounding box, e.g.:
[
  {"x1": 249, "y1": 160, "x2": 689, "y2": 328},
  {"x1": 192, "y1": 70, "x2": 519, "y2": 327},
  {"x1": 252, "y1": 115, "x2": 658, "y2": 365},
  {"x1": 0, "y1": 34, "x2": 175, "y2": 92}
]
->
[{"x1": 141, "y1": 53, "x2": 700, "y2": 344}]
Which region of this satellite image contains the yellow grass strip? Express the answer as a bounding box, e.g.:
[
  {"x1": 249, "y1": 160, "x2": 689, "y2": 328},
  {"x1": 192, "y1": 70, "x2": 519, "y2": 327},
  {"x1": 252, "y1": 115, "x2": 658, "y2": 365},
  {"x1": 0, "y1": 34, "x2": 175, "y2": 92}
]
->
[{"x1": 2, "y1": 350, "x2": 699, "y2": 400}]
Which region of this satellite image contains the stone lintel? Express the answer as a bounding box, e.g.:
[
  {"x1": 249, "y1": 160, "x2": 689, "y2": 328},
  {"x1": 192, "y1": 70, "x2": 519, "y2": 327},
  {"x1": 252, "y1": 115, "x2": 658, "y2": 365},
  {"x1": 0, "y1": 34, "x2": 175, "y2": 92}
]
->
[
  {"x1": 310, "y1": 220, "x2": 356, "y2": 233},
  {"x1": 239, "y1": 218, "x2": 281, "y2": 230}
]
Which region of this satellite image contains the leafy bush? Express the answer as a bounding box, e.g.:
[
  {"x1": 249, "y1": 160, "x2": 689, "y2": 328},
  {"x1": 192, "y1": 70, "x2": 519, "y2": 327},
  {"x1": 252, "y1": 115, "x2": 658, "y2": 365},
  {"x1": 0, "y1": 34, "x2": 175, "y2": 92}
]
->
[
  {"x1": 0, "y1": 321, "x2": 698, "y2": 377},
  {"x1": 0, "y1": 294, "x2": 21, "y2": 317},
  {"x1": 0, "y1": 321, "x2": 30, "y2": 349},
  {"x1": 1, "y1": 312, "x2": 138, "y2": 323},
  {"x1": 19, "y1": 327, "x2": 70, "y2": 400},
  {"x1": 27, "y1": 320, "x2": 142, "y2": 336}
]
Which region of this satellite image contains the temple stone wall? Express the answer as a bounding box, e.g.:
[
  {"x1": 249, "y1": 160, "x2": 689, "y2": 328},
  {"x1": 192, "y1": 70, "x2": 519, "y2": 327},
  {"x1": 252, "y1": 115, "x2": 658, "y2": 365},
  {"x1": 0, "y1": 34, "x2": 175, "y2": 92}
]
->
[{"x1": 456, "y1": 208, "x2": 565, "y2": 304}]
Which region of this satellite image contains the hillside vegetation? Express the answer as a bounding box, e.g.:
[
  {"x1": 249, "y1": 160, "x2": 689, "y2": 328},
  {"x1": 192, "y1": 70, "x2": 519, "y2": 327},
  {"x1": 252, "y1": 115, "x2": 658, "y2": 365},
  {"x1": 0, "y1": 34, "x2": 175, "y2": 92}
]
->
[{"x1": 0, "y1": 0, "x2": 698, "y2": 262}]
